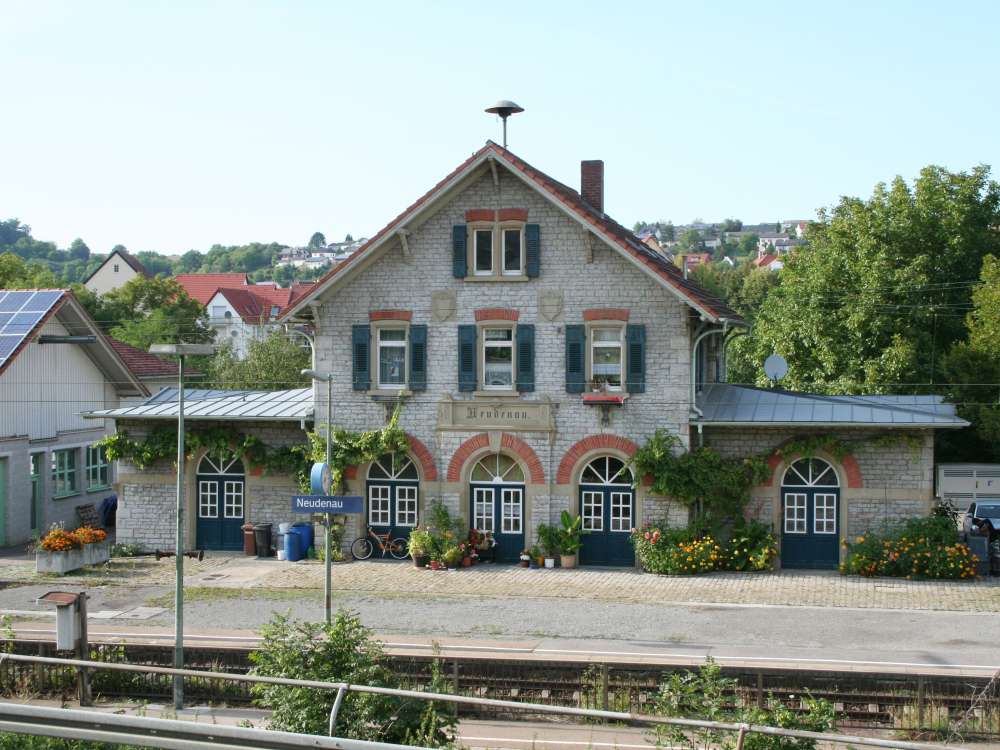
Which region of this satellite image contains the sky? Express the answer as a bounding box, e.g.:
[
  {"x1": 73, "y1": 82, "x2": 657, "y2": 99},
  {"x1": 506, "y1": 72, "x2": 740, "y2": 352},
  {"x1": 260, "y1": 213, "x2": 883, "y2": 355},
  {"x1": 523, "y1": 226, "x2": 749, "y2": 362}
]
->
[{"x1": 2, "y1": 1, "x2": 999, "y2": 255}]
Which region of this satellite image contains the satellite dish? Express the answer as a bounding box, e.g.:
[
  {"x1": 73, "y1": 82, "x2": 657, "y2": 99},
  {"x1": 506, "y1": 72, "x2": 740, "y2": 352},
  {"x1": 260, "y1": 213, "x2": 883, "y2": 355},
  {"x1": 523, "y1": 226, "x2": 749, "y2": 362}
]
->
[{"x1": 764, "y1": 354, "x2": 788, "y2": 382}]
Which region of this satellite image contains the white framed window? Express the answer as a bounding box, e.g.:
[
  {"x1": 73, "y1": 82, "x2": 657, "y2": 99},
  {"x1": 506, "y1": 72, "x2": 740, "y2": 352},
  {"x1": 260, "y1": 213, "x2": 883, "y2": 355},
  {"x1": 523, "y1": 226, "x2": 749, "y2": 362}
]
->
[
  {"x1": 482, "y1": 327, "x2": 514, "y2": 390},
  {"x1": 610, "y1": 492, "x2": 632, "y2": 532},
  {"x1": 198, "y1": 481, "x2": 218, "y2": 518},
  {"x1": 473, "y1": 229, "x2": 494, "y2": 275},
  {"x1": 474, "y1": 488, "x2": 494, "y2": 532},
  {"x1": 591, "y1": 327, "x2": 624, "y2": 391},
  {"x1": 502, "y1": 227, "x2": 523, "y2": 275},
  {"x1": 369, "y1": 485, "x2": 391, "y2": 526},
  {"x1": 224, "y1": 481, "x2": 244, "y2": 518},
  {"x1": 51, "y1": 449, "x2": 78, "y2": 497},
  {"x1": 582, "y1": 490, "x2": 603, "y2": 531},
  {"x1": 211, "y1": 305, "x2": 226, "y2": 320},
  {"x1": 396, "y1": 485, "x2": 418, "y2": 527},
  {"x1": 783, "y1": 493, "x2": 807, "y2": 534},
  {"x1": 814, "y1": 494, "x2": 837, "y2": 534},
  {"x1": 86, "y1": 445, "x2": 110, "y2": 490},
  {"x1": 501, "y1": 488, "x2": 522, "y2": 534},
  {"x1": 377, "y1": 328, "x2": 407, "y2": 388}
]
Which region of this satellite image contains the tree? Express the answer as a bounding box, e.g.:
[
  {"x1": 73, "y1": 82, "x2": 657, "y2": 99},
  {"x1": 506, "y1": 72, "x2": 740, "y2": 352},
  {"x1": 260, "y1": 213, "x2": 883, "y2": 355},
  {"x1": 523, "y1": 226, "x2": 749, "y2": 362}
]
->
[
  {"x1": 0, "y1": 252, "x2": 59, "y2": 288},
  {"x1": 208, "y1": 331, "x2": 310, "y2": 390},
  {"x1": 729, "y1": 165, "x2": 1000, "y2": 392},
  {"x1": 736, "y1": 233, "x2": 759, "y2": 257},
  {"x1": 83, "y1": 275, "x2": 212, "y2": 350},
  {"x1": 676, "y1": 229, "x2": 705, "y2": 254},
  {"x1": 721, "y1": 218, "x2": 743, "y2": 233},
  {"x1": 344, "y1": 233, "x2": 353, "y2": 242},
  {"x1": 68, "y1": 238, "x2": 90, "y2": 261},
  {"x1": 177, "y1": 249, "x2": 203, "y2": 273},
  {"x1": 308, "y1": 232, "x2": 326, "y2": 248}
]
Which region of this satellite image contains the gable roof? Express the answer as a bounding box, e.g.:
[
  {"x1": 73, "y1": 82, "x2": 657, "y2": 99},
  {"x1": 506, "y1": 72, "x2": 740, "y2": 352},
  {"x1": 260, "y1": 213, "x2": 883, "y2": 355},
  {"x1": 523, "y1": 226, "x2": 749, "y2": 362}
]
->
[
  {"x1": 175, "y1": 273, "x2": 249, "y2": 305},
  {"x1": 212, "y1": 287, "x2": 267, "y2": 323},
  {"x1": 82, "y1": 248, "x2": 149, "y2": 285},
  {"x1": 107, "y1": 337, "x2": 200, "y2": 379},
  {"x1": 696, "y1": 384, "x2": 968, "y2": 428},
  {"x1": 280, "y1": 141, "x2": 742, "y2": 324},
  {"x1": 0, "y1": 289, "x2": 147, "y2": 395}
]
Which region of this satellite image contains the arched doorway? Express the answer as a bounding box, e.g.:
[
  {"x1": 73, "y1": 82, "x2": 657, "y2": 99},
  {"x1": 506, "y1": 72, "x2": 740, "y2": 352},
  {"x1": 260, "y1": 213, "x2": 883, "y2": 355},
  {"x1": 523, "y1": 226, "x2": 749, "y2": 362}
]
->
[
  {"x1": 780, "y1": 457, "x2": 840, "y2": 569},
  {"x1": 470, "y1": 453, "x2": 524, "y2": 563},
  {"x1": 196, "y1": 453, "x2": 245, "y2": 550},
  {"x1": 579, "y1": 456, "x2": 635, "y2": 566},
  {"x1": 366, "y1": 453, "x2": 419, "y2": 542}
]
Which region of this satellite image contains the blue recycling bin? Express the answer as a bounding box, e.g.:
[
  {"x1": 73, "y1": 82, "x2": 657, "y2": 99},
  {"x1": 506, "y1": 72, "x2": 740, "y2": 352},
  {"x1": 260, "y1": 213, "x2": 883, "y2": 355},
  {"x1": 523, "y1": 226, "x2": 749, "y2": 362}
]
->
[
  {"x1": 283, "y1": 528, "x2": 303, "y2": 562},
  {"x1": 292, "y1": 522, "x2": 314, "y2": 556}
]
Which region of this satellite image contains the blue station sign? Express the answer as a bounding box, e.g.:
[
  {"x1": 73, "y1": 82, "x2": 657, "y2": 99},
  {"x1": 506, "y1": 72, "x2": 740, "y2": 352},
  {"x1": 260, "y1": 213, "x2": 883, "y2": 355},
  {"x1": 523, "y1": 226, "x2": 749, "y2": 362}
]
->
[{"x1": 291, "y1": 495, "x2": 363, "y2": 514}]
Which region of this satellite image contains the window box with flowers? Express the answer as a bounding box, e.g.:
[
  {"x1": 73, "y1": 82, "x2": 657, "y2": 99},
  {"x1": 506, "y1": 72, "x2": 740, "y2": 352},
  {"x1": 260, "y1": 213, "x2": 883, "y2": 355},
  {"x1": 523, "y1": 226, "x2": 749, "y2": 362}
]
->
[{"x1": 35, "y1": 525, "x2": 110, "y2": 575}]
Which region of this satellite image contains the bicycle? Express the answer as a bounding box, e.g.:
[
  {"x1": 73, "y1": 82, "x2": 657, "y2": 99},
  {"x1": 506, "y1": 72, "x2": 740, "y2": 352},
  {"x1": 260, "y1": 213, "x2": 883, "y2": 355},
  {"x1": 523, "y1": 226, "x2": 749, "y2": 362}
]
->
[{"x1": 351, "y1": 528, "x2": 409, "y2": 560}]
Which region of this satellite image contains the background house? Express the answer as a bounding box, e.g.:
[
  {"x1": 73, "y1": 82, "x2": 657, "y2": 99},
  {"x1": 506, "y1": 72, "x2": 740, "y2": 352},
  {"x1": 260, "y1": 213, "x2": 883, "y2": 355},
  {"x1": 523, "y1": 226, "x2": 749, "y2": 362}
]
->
[{"x1": 83, "y1": 248, "x2": 150, "y2": 295}]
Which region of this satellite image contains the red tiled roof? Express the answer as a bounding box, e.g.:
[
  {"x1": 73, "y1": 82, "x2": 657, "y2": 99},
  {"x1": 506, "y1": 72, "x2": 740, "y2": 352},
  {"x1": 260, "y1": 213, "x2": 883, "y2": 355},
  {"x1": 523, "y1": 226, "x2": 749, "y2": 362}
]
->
[
  {"x1": 106, "y1": 337, "x2": 198, "y2": 378},
  {"x1": 281, "y1": 142, "x2": 741, "y2": 323},
  {"x1": 214, "y1": 287, "x2": 268, "y2": 323},
  {"x1": 175, "y1": 273, "x2": 249, "y2": 305},
  {"x1": 754, "y1": 253, "x2": 777, "y2": 268}
]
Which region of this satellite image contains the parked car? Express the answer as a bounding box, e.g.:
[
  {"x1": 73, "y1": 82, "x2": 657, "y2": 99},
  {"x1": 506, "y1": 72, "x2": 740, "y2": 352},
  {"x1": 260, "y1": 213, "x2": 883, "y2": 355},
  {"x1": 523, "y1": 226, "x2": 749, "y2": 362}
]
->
[{"x1": 962, "y1": 501, "x2": 1000, "y2": 540}]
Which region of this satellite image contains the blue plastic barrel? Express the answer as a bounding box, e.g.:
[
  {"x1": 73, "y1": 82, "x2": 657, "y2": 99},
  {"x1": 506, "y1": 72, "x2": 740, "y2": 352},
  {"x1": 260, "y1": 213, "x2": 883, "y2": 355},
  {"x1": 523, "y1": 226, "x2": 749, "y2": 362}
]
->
[
  {"x1": 292, "y1": 522, "x2": 314, "y2": 555},
  {"x1": 283, "y1": 528, "x2": 302, "y2": 562}
]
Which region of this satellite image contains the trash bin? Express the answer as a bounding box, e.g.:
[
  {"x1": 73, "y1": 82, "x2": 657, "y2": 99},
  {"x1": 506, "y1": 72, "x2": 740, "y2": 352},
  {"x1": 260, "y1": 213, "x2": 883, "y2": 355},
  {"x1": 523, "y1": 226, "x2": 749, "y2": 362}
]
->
[
  {"x1": 292, "y1": 522, "x2": 314, "y2": 556},
  {"x1": 253, "y1": 523, "x2": 273, "y2": 558},
  {"x1": 242, "y1": 522, "x2": 256, "y2": 557},
  {"x1": 283, "y1": 529, "x2": 302, "y2": 562}
]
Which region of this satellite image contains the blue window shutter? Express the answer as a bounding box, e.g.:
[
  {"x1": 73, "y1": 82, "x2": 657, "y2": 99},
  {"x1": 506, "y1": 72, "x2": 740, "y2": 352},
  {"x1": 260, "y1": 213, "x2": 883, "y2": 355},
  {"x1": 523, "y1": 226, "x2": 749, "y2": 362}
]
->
[
  {"x1": 525, "y1": 223, "x2": 541, "y2": 278},
  {"x1": 409, "y1": 324, "x2": 427, "y2": 392},
  {"x1": 452, "y1": 225, "x2": 467, "y2": 278},
  {"x1": 457, "y1": 325, "x2": 477, "y2": 392},
  {"x1": 515, "y1": 324, "x2": 535, "y2": 392},
  {"x1": 352, "y1": 325, "x2": 370, "y2": 391},
  {"x1": 626, "y1": 324, "x2": 646, "y2": 394},
  {"x1": 565, "y1": 324, "x2": 586, "y2": 393}
]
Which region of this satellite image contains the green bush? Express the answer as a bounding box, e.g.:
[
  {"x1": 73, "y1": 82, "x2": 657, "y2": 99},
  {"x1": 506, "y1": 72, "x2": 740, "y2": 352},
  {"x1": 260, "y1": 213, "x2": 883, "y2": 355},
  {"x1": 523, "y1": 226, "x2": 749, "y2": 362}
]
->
[
  {"x1": 724, "y1": 520, "x2": 779, "y2": 572},
  {"x1": 249, "y1": 611, "x2": 456, "y2": 745},
  {"x1": 841, "y1": 515, "x2": 977, "y2": 579},
  {"x1": 653, "y1": 659, "x2": 835, "y2": 750}
]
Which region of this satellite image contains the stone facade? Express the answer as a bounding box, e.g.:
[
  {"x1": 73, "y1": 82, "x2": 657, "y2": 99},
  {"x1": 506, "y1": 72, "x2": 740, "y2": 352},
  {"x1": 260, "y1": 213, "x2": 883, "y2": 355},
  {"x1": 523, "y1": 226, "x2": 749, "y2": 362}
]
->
[
  {"x1": 701, "y1": 426, "x2": 935, "y2": 563},
  {"x1": 113, "y1": 420, "x2": 304, "y2": 552}
]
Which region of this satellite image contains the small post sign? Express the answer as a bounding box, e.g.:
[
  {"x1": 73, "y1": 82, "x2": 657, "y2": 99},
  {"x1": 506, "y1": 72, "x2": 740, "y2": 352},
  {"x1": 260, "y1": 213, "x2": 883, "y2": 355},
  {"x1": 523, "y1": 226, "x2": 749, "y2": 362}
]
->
[{"x1": 291, "y1": 495, "x2": 363, "y2": 514}]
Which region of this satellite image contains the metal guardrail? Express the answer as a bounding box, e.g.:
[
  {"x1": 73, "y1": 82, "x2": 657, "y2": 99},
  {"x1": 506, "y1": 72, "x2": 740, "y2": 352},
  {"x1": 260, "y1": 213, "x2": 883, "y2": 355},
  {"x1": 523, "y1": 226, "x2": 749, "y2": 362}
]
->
[{"x1": 0, "y1": 652, "x2": 967, "y2": 750}]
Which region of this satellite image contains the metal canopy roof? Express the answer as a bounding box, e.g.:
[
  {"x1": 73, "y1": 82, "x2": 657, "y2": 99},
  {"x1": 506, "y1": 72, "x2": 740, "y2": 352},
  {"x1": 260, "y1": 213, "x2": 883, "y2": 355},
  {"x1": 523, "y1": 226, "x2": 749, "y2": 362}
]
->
[
  {"x1": 84, "y1": 387, "x2": 313, "y2": 422},
  {"x1": 696, "y1": 384, "x2": 968, "y2": 428}
]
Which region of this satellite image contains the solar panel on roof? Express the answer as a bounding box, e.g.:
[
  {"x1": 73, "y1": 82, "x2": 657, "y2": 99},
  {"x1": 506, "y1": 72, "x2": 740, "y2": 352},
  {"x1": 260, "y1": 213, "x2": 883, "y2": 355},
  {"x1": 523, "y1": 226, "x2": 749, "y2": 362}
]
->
[{"x1": 0, "y1": 290, "x2": 64, "y2": 370}]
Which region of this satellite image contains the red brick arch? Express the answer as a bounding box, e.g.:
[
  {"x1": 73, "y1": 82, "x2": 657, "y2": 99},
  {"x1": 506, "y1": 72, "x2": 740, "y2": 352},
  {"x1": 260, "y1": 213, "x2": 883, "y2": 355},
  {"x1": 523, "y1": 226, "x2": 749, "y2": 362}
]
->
[
  {"x1": 763, "y1": 447, "x2": 863, "y2": 489},
  {"x1": 446, "y1": 433, "x2": 545, "y2": 484},
  {"x1": 557, "y1": 434, "x2": 639, "y2": 485}
]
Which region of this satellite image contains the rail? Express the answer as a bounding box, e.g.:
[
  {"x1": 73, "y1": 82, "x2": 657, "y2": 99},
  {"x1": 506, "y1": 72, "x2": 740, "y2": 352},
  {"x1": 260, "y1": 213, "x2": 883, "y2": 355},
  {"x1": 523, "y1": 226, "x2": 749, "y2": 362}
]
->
[{"x1": 0, "y1": 652, "x2": 966, "y2": 750}]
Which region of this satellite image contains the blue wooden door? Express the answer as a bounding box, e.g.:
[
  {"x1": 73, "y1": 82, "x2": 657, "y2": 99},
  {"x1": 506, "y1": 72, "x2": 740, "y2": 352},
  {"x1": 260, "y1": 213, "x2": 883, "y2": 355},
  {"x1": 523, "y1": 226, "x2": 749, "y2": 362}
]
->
[
  {"x1": 780, "y1": 458, "x2": 840, "y2": 569},
  {"x1": 195, "y1": 455, "x2": 245, "y2": 551},
  {"x1": 579, "y1": 486, "x2": 635, "y2": 566},
  {"x1": 471, "y1": 484, "x2": 524, "y2": 563}
]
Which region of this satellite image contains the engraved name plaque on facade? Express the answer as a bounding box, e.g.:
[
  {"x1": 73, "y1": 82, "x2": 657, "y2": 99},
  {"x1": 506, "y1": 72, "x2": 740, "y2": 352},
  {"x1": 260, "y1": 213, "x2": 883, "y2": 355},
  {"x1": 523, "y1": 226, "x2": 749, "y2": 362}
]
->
[{"x1": 437, "y1": 397, "x2": 555, "y2": 432}]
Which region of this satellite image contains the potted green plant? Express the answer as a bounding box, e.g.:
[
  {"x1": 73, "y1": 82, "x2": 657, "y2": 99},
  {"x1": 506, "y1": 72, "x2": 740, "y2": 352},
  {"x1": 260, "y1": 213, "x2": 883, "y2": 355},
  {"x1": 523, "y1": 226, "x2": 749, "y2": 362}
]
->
[
  {"x1": 529, "y1": 544, "x2": 543, "y2": 568},
  {"x1": 442, "y1": 545, "x2": 463, "y2": 570},
  {"x1": 407, "y1": 527, "x2": 432, "y2": 568},
  {"x1": 557, "y1": 510, "x2": 584, "y2": 569},
  {"x1": 537, "y1": 524, "x2": 560, "y2": 568}
]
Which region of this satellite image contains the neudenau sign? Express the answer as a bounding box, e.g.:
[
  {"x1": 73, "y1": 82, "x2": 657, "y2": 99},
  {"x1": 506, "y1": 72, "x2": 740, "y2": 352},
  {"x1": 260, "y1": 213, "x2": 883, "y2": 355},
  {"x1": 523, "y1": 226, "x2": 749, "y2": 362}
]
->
[
  {"x1": 291, "y1": 495, "x2": 363, "y2": 514},
  {"x1": 437, "y1": 397, "x2": 554, "y2": 432}
]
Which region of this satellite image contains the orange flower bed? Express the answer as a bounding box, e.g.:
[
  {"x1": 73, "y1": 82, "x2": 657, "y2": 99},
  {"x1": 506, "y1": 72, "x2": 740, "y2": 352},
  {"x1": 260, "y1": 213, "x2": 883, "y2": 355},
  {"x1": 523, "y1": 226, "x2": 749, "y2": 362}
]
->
[
  {"x1": 39, "y1": 528, "x2": 82, "y2": 552},
  {"x1": 74, "y1": 527, "x2": 108, "y2": 545}
]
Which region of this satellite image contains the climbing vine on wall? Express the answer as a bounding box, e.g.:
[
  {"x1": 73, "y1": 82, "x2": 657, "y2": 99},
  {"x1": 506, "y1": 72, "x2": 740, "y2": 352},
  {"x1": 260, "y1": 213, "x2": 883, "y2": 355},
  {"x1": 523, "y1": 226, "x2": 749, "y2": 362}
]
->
[
  {"x1": 630, "y1": 429, "x2": 925, "y2": 530},
  {"x1": 98, "y1": 404, "x2": 409, "y2": 494}
]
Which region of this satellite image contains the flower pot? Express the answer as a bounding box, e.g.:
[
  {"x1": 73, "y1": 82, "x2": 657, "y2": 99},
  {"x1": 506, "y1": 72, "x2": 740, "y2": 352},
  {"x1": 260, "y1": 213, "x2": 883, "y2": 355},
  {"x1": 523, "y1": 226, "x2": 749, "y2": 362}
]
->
[
  {"x1": 413, "y1": 554, "x2": 429, "y2": 568},
  {"x1": 560, "y1": 554, "x2": 578, "y2": 569},
  {"x1": 535, "y1": 557, "x2": 545, "y2": 567},
  {"x1": 462, "y1": 556, "x2": 472, "y2": 567},
  {"x1": 36, "y1": 548, "x2": 84, "y2": 575},
  {"x1": 519, "y1": 560, "x2": 530, "y2": 568},
  {"x1": 544, "y1": 557, "x2": 555, "y2": 569}
]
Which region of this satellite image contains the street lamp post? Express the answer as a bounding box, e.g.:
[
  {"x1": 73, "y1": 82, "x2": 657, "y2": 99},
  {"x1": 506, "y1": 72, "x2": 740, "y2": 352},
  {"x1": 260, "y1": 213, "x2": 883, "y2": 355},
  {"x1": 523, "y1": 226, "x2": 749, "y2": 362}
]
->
[
  {"x1": 150, "y1": 343, "x2": 216, "y2": 711},
  {"x1": 301, "y1": 369, "x2": 333, "y2": 625}
]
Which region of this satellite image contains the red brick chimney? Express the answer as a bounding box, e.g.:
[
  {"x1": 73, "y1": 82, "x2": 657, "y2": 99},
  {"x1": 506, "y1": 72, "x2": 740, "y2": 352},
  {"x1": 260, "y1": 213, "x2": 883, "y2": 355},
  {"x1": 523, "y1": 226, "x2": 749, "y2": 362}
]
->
[{"x1": 581, "y1": 160, "x2": 604, "y2": 214}]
